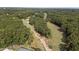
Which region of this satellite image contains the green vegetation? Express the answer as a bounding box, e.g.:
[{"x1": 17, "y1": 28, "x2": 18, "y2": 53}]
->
[
  {"x1": 0, "y1": 9, "x2": 32, "y2": 48},
  {"x1": 0, "y1": 8, "x2": 79, "y2": 51},
  {"x1": 47, "y1": 9, "x2": 79, "y2": 51},
  {"x1": 47, "y1": 22, "x2": 63, "y2": 50},
  {"x1": 29, "y1": 16, "x2": 50, "y2": 38}
]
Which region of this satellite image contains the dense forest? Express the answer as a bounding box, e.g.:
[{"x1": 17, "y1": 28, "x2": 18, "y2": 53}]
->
[
  {"x1": 0, "y1": 8, "x2": 33, "y2": 48},
  {"x1": 47, "y1": 9, "x2": 79, "y2": 51},
  {"x1": 29, "y1": 15, "x2": 50, "y2": 38},
  {"x1": 0, "y1": 8, "x2": 79, "y2": 51}
]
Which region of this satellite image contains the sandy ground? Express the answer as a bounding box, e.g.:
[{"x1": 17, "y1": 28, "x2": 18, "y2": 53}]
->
[{"x1": 22, "y1": 17, "x2": 52, "y2": 51}]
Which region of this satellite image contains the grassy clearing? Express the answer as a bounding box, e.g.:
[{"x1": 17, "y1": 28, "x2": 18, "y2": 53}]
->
[
  {"x1": 24, "y1": 28, "x2": 45, "y2": 51},
  {"x1": 30, "y1": 36, "x2": 45, "y2": 51},
  {"x1": 47, "y1": 22, "x2": 63, "y2": 51}
]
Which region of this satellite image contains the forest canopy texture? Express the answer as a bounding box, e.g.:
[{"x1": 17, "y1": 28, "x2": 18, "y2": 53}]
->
[
  {"x1": 47, "y1": 9, "x2": 79, "y2": 51},
  {"x1": 0, "y1": 8, "x2": 79, "y2": 51}
]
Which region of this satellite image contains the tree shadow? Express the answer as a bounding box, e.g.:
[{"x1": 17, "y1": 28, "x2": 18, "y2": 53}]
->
[
  {"x1": 59, "y1": 44, "x2": 66, "y2": 51},
  {"x1": 59, "y1": 33, "x2": 67, "y2": 51},
  {"x1": 58, "y1": 28, "x2": 64, "y2": 32}
]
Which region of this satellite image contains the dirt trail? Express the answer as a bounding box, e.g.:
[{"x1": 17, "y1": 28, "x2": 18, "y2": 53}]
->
[{"x1": 22, "y1": 17, "x2": 52, "y2": 51}]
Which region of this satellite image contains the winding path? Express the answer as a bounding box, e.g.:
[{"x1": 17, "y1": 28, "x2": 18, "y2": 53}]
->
[{"x1": 22, "y1": 17, "x2": 52, "y2": 51}]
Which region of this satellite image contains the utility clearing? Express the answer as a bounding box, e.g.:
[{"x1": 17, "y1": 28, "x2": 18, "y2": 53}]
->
[
  {"x1": 22, "y1": 16, "x2": 64, "y2": 51},
  {"x1": 47, "y1": 22, "x2": 63, "y2": 51},
  {"x1": 22, "y1": 17, "x2": 52, "y2": 51}
]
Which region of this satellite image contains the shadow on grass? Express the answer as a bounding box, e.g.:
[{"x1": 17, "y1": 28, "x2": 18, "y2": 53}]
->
[{"x1": 59, "y1": 44, "x2": 67, "y2": 51}]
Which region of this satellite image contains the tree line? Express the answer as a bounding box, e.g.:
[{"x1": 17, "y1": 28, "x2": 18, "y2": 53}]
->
[
  {"x1": 29, "y1": 13, "x2": 50, "y2": 38},
  {"x1": 47, "y1": 9, "x2": 79, "y2": 51}
]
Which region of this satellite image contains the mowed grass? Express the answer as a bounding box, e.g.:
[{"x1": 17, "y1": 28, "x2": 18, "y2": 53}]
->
[{"x1": 47, "y1": 22, "x2": 63, "y2": 51}]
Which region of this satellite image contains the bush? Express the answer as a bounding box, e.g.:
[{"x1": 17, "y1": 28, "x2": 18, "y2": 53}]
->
[{"x1": 30, "y1": 16, "x2": 50, "y2": 38}]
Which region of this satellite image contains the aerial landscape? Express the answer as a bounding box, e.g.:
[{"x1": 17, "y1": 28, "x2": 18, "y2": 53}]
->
[{"x1": 0, "y1": 8, "x2": 79, "y2": 51}]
